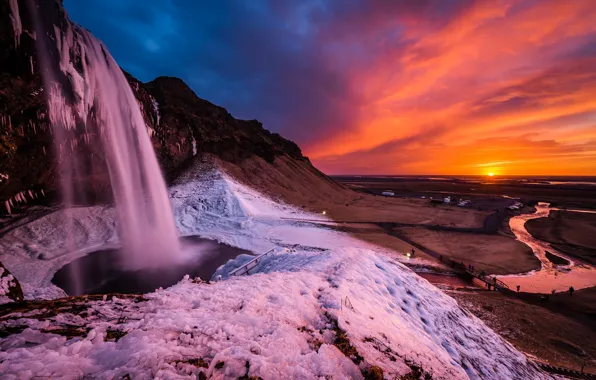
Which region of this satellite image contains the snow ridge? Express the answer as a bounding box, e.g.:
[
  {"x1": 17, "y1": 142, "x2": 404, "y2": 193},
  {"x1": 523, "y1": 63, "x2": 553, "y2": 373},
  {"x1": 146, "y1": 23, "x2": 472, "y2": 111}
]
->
[{"x1": 0, "y1": 159, "x2": 549, "y2": 378}]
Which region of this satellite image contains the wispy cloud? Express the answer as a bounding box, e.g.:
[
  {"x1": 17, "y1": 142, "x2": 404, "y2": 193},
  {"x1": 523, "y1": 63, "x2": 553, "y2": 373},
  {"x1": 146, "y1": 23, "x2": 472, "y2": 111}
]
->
[
  {"x1": 64, "y1": 0, "x2": 596, "y2": 175},
  {"x1": 475, "y1": 161, "x2": 522, "y2": 168}
]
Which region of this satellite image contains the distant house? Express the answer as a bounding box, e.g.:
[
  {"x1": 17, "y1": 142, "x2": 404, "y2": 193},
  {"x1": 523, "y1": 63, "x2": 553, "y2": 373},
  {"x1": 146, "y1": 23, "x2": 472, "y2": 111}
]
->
[
  {"x1": 382, "y1": 191, "x2": 395, "y2": 197},
  {"x1": 444, "y1": 196, "x2": 452, "y2": 204}
]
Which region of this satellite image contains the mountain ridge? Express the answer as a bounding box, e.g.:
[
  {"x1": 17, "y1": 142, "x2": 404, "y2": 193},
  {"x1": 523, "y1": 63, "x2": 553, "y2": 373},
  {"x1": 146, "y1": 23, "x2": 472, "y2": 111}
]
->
[{"x1": 0, "y1": 0, "x2": 316, "y2": 213}]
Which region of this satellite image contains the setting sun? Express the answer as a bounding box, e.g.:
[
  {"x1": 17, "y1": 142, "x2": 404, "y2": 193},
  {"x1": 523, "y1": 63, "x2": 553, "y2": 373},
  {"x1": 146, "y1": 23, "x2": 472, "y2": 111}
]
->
[{"x1": 488, "y1": 172, "x2": 495, "y2": 177}]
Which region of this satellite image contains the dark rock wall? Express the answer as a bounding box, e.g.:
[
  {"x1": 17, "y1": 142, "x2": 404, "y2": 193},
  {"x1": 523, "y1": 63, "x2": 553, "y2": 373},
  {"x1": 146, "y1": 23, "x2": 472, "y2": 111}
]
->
[{"x1": 0, "y1": 0, "x2": 308, "y2": 214}]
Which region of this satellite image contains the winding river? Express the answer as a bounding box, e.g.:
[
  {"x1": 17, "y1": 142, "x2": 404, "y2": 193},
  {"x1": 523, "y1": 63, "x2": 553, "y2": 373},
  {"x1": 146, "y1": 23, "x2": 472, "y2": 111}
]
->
[{"x1": 499, "y1": 203, "x2": 596, "y2": 293}]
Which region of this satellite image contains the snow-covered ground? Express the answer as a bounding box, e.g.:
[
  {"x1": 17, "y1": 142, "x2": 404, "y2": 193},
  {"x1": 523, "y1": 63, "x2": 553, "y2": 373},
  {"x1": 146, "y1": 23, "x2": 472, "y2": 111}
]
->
[{"x1": 0, "y1": 160, "x2": 549, "y2": 378}]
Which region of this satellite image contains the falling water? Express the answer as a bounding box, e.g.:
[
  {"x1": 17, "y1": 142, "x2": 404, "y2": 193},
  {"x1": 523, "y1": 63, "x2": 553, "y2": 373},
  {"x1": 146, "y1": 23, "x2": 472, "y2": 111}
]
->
[{"x1": 20, "y1": 1, "x2": 181, "y2": 292}]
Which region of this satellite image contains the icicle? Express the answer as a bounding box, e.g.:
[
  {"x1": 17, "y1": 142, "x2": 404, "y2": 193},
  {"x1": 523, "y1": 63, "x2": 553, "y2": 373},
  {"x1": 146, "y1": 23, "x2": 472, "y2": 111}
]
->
[
  {"x1": 5, "y1": 200, "x2": 11, "y2": 215},
  {"x1": 151, "y1": 97, "x2": 160, "y2": 126},
  {"x1": 9, "y1": 0, "x2": 22, "y2": 48},
  {"x1": 33, "y1": 12, "x2": 182, "y2": 272},
  {"x1": 41, "y1": 189, "x2": 45, "y2": 197},
  {"x1": 28, "y1": 190, "x2": 34, "y2": 199},
  {"x1": 30, "y1": 56, "x2": 34, "y2": 75},
  {"x1": 42, "y1": 146, "x2": 46, "y2": 155},
  {"x1": 192, "y1": 138, "x2": 197, "y2": 156},
  {"x1": 9, "y1": 199, "x2": 14, "y2": 208}
]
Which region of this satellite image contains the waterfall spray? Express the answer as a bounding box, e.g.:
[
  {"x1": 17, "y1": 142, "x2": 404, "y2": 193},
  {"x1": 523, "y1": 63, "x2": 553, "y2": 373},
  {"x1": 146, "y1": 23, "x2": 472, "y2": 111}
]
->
[{"x1": 20, "y1": 0, "x2": 182, "y2": 293}]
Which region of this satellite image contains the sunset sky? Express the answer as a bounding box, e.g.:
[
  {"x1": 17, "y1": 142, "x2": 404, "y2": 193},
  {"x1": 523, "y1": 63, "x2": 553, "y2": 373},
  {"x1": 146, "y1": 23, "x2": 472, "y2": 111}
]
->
[{"x1": 64, "y1": 0, "x2": 596, "y2": 176}]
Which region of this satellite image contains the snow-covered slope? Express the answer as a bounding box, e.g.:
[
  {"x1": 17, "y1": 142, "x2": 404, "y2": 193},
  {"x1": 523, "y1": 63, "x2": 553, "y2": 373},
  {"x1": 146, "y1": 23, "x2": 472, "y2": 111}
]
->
[{"x1": 0, "y1": 158, "x2": 548, "y2": 379}]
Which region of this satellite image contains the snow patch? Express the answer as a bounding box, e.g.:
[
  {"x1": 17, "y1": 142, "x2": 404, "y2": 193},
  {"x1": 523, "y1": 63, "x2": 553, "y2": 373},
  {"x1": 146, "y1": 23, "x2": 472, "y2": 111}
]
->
[{"x1": 0, "y1": 161, "x2": 549, "y2": 378}]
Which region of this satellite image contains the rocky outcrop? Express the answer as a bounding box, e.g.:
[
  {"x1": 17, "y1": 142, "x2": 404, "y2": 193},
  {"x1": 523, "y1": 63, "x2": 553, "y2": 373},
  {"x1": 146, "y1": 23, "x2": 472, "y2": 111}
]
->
[
  {"x1": 0, "y1": 0, "x2": 312, "y2": 214},
  {"x1": 132, "y1": 74, "x2": 306, "y2": 182},
  {"x1": 0, "y1": 0, "x2": 55, "y2": 212}
]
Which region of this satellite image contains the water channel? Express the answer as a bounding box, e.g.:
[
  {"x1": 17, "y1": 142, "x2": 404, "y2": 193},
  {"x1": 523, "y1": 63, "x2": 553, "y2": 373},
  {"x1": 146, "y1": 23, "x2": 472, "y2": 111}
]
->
[{"x1": 499, "y1": 203, "x2": 596, "y2": 293}]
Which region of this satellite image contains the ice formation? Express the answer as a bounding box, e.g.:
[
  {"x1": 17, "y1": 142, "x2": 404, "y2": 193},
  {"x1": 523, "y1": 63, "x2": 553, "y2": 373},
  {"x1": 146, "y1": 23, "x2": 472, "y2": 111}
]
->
[
  {"x1": 28, "y1": 2, "x2": 181, "y2": 279},
  {"x1": 8, "y1": 0, "x2": 22, "y2": 47},
  {"x1": 151, "y1": 96, "x2": 160, "y2": 126}
]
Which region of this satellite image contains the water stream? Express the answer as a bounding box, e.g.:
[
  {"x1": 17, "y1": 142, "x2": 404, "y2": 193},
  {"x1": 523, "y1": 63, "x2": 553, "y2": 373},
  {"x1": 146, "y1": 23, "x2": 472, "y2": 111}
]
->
[{"x1": 500, "y1": 203, "x2": 596, "y2": 293}]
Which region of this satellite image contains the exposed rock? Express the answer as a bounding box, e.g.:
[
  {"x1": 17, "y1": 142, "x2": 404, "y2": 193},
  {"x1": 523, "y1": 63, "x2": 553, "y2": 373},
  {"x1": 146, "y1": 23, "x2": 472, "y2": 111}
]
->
[{"x1": 0, "y1": 0, "x2": 315, "y2": 214}]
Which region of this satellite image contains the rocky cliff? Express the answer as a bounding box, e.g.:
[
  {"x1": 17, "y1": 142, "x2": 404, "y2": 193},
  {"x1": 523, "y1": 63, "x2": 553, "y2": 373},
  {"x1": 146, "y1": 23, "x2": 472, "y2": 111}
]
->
[{"x1": 0, "y1": 0, "x2": 311, "y2": 214}]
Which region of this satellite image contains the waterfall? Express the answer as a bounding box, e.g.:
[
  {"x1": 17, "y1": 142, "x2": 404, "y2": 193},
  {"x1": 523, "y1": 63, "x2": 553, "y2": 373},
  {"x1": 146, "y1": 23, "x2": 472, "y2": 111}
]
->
[{"x1": 21, "y1": 0, "x2": 182, "y2": 291}]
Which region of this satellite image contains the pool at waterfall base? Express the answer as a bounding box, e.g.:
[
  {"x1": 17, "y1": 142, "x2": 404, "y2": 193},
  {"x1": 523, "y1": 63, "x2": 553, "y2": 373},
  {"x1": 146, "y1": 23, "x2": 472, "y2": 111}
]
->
[{"x1": 52, "y1": 237, "x2": 253, "y2": 295}]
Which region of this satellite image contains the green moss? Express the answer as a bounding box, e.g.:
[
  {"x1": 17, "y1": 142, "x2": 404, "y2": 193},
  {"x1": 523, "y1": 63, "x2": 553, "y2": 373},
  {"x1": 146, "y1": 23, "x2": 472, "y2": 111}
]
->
[
  {"x1": 41, "y1": 327, "x2": 90, "y2": 338},
  {"x1": 362, "y1": 366, "x2": 384, "y2": 380},
  {"x1": 186, "y1": 358, "x2": 209, "y2": 368},
  {"x1": 0, "y1": 294, "x2": 146, "y2": 319},
  {"x1": 400, "y1": 361, "x2": 433, "y2": 380},
  {"x1": 105, "y1": 329, "x2": 127, "y2": 342},
  {"x1": 325, "y1": 312, "x2": 364, "y2": 364}
]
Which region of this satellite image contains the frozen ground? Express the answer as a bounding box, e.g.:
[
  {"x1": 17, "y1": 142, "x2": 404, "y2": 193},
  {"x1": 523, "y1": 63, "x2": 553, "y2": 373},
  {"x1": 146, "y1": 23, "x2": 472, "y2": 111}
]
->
[{"x1": 0, "y1": 159, "x2": 549, "y2": 378}]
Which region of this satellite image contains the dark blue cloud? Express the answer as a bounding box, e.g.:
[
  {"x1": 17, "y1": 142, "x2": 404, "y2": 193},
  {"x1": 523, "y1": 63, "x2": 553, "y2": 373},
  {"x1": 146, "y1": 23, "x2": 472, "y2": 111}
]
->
[
  {"x1": 62, "y1": 0, "x2": 360, "y2": 146},
  {"x1": 61, "y1": 0, "x2": 486, "y2": 154}
]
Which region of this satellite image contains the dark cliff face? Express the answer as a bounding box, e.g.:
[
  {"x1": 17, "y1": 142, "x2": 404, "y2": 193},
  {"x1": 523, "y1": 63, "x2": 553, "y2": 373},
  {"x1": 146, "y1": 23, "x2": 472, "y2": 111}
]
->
[
  {"x1": 0, "y1": 0, "x2": 307, "y2": 213},
  {"x1": 0, "y1": 0, "x2": 56, "y2": 207},
  {"x1": 133, "y1": 75, "x2": 306, "y2": 182}
]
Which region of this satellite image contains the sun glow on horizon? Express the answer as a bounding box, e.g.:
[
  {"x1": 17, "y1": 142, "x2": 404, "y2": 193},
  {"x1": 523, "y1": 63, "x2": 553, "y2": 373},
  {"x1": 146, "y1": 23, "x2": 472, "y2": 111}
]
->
[{"x1": 488, "y1": 172, "x2": 495, "y2": 177}]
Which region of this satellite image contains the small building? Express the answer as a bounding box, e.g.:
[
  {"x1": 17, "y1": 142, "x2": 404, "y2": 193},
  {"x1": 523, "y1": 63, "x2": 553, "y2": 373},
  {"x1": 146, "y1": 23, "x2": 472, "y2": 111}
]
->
[
  {"x1": 444, "y1": 196, "x2": 452, "y2": 204},
  {"x1": 382, "y1": 191, "x2": 395, "y2": 197}
]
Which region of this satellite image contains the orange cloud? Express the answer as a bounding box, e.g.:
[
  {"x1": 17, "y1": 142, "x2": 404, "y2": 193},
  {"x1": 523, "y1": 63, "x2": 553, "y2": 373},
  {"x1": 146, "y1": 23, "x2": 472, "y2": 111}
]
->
[{"x1": 305, "y1": 0, "x2": 596, "y2": 175}]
